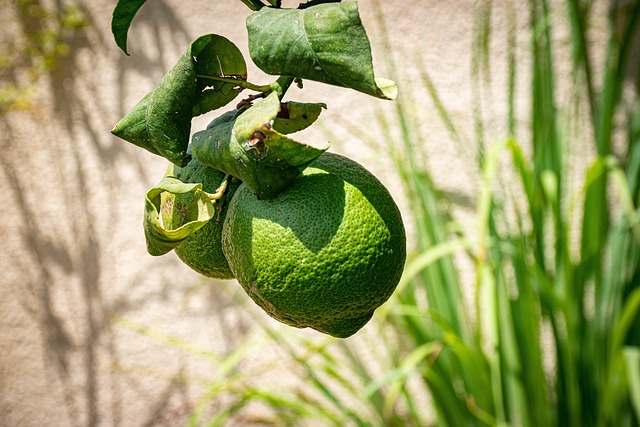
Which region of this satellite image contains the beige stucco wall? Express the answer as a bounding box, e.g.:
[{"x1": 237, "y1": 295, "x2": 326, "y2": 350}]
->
[{"x1": 1, "y1": 0, "x2": 627, "y2": 425}]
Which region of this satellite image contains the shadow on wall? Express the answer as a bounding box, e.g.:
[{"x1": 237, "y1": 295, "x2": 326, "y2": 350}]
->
[{"x1": 1, "y1": 1, "x2": 252, "y2": 425}]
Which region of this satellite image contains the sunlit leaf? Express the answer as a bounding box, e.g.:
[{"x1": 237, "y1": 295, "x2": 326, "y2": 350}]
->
[
  {"x1": 192, "y1": 35, "x2": 247, "y2": 116},
  {"x1": 112, "y1": 34, "x2": 247, "y2": 166},
  {"x1": 272, "y1": 101, "x2": 326, "y2": 134},
  {"x1": 191, "y1": 92, "x2": 329, "y2": 199},
  {"x1": 111, "y1": 0, "x2": 147, "y2": 55},
  {"x1": 143, "y1": 177, "x2": 215, "y2": 256},
  {"x1": 247, "y1": 2, "x2": 396, "y2": 99}
]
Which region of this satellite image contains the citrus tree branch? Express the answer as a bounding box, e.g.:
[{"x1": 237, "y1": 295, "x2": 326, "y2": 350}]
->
[
  {"x1": 238, "y1": 0, "x2": 266, "y2": 11},
  {"x1": 196, "y1": 75, "x2": 272, "y2": 92},
  {"x1": 197, "y1": 74, "x2": 297, "y2": 100},
  {"x1": 270, "y1": 75, "x2": 296, "y2": 99}
]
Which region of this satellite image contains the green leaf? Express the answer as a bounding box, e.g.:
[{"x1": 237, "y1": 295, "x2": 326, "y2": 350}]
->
[
  {"x1": 112, "y1": 34, "x2": 247, "y2": 166},
  {"x1": 111, "y1": 0, "x2": 147, "y2": 55},
  {"x1": 246, "y1": 2, "x2": 397, "y2": 100},
  {"x1": 192, "y1": 35, "x2": 247, "y2": 116},
  {"x1": 191, "y1": 92, "x2": 329, "y2": 199},
  {"x1": 206, "y1": 108, "x2": 241, "y2": 129},
  {"x1": 208, "y1": 100, "x2": 326, "y2": 135},
  {"x1": 272, "y1": 101, "x2": 326, "y2": 134},
  {"x1": 143, "y1": 177, "x2": 215, "y2": 256}
]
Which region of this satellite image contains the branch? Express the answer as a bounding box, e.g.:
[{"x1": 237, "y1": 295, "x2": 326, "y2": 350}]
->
[{"x1": 238, "y1": 0, "x2": 266, "y2": 11}]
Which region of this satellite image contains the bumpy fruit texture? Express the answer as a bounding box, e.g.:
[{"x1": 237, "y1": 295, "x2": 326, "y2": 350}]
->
[
  {"x1": 222, "y1": 152, "x2": 406, "y2": 338},
  {"x1": 166, "y1": 158, "x2": 240, "y2": 279}
]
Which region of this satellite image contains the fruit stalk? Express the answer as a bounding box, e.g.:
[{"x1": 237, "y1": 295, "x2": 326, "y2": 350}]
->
[{"x1": 207, "y1": 174, "x2": 231, "y2": 201}]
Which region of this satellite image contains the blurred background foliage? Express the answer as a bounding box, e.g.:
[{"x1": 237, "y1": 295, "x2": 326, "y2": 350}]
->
[{"x1": 0, "y1": 0, "x2": 87, "y2": 111}]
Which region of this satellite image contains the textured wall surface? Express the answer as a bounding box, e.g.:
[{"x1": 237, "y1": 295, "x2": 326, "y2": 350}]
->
[{"x1": 0, "y1": 0, "x2": 621, "y2": 425}]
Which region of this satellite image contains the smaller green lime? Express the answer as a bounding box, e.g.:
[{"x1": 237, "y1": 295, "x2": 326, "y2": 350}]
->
[{"x1": 166, "y1": 158, "x2": 240, "y2": 279}]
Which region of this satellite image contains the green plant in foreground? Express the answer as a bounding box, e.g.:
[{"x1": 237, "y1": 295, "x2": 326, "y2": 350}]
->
[{"x1": 111, "y1": 0, "x2": 406, "y2": 337}]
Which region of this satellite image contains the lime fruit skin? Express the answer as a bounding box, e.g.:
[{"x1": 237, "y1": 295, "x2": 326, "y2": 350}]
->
[
  {"x1": 222, "y1": 152, "x2": 406, "y2": 338},
  {"x1": 169, "y1": 158, "x2": 240, "y2": 279}
]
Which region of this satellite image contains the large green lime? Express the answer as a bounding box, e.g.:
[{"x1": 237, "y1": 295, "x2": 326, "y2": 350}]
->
[
  {"x1": 167, "y1": 158, "x2": 240, "y2": 279},
  {"x1": 222, "y1": 152, "x2": 406, "y2": 337}
]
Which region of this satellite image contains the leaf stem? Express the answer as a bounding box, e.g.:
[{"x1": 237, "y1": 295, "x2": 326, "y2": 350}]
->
[
  {"x1": 270, "y1": 75, "x2": 296, "y2": 99},
  {"x1": 208, "y1": 174, "x2": 231, "y2": 201},
  {"x1": 197, "y1": 74, "x2": 297, "y2": 100},
  {"x1": 196, "y1": 74, "x2": 272, "y2": 92},
  {"x1": 208, "y1": 174, "x2": 233, "y2": 224},
  {"x1": 238, "y1": 0, "x2": 266, "y2": 11}
]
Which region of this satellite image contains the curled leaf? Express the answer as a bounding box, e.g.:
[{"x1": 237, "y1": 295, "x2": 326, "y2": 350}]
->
[
  {"x1": 144, "y1": 177, "x2": 215, "y2": 256},
  {"x1": 192, "y1": 36, "x2": 248, "y2": 116},
  {"x1": 191, "y1": 92, "x2": 329, "y2": 199},
  {"x1": 273, "y1": 101, "x2": 327, "y2": 134},
  {"x1": 112, "y1": 34, "x2": 247, "y2": 166},
  {"x1": 246, "y1": 2, "x2": 397, "y2": 100},
  {"x1": 206, "y1": 108, "x2": 242, "y2": 129},
  {"x1": 111, "y1": 0, "x2": 147, "y2": 55}
]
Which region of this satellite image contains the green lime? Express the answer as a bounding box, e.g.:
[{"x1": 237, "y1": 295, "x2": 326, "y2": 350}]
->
[
  {"x1": 222, "y1": 152, "x2": 406, "y2": 337},
  {"x1": 167, "y1": 158, "x2": 240, "y2": 279}
]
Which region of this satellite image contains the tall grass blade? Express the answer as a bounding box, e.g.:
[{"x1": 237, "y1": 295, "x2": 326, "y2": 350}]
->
[
  {"x1": 626, "y1": 348, "x2": 640, "y2": 422},
  {"x1": 566, "y1": 0, "x2": 596, "y2": 124},
  {"x1": 506, "y1": 0, "x2": 517, "y2": 137}
]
